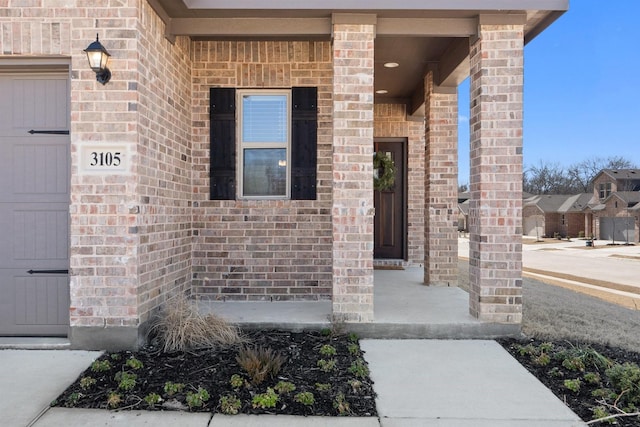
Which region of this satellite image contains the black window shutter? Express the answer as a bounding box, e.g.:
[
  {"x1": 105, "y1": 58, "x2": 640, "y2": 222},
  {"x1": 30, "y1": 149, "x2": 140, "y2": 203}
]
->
[
  {"x1": 291, "y1": 87, "x2": 317, "y2": 200},
  {"x1": 210, "y1": 88, "x2": 236, "y2": 200}
]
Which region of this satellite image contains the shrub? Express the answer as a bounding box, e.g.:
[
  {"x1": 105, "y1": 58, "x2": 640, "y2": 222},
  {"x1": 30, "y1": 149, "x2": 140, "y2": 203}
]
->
[
  {"x1": 144, "y1": 393, "x2": 162, "y2": 407},
  {"x1": 90, "y1": 360, "x2": 112, "y2": 372},
  {"x1": 148, "y1": 296, "x2": 244, "y2": 352},
  {"x1": 605, "y1": 362, "x2": 640, "y2": 406},
  {"x1": 164, "y1": 381, "x2": 185, "y2": 396},
  {"x1": 252, "y1": 387, "x2": 278, "y2": 409},
  {"x1": 349, "y1": 359, "x2": 370, "y2": 378},
  {"x1": 186, "y1": 387, "x2": 210, "y2": 409},
  {"x1": 274, "y1": 381, "x2": 296, "y2": 394},
  {"x1": 236, "y1": 346, "x2": 286, "y2": 385},
  {"x1": 219, "y1": 394, "x2": 241, "y2": 415},
  {"x1": 319, "y1": 344, "x2": 337, "y2": 357},
  {"x1": 317, "y1": 359, "x2": 336, "y2": 373},
  {"x1": 294, "y1": 392, "x2": 315, "y2": 406},
  {"x1": 564, "y1": 378, "x2": 581, "y2": 393},
  {"x1": 115, "y1": 371, "x2": 137, "y2": 391}
]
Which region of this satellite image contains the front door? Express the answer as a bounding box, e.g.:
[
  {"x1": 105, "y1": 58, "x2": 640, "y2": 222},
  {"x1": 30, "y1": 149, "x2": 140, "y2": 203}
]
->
[
  {"x1": 374, "y1": 140, "x2": 405, "y2": 259},
  {"x1": 0, "y1": 73, "x2": 70, "y2": 336}
]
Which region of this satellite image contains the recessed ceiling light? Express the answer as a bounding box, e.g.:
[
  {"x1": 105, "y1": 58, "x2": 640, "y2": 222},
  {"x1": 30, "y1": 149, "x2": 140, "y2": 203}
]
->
[
  {"x1": 384, "y1": 62, "x2": 399, "y2": 68},
  {"x1": 376, "y1": 90, "x2": 388, "y2": 94}
]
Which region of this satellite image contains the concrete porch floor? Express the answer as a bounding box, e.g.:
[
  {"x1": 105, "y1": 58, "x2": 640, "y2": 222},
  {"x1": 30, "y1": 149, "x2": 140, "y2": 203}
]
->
[{"x1": 198, "y1": 267, "x2": 520, "y2": 339}]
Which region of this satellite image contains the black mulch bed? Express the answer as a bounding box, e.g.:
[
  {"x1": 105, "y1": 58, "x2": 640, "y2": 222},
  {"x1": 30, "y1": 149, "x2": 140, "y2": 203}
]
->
[
  {"x1": 53, "y1": 330, "x2": 377, "y2": 417},
  {"x1": 499, "y1": 338, "x2": 640, "y2": 426}
]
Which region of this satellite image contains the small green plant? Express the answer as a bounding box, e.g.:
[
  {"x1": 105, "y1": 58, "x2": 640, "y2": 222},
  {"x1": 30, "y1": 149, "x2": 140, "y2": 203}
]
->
[
  {"x1": 320, "y1": 328, "x2": 332, "y2": 337},
  {"x1": 79, "y1": 376, "x2": 96, "y2": 390},
  {"x1": 349, "y1": 379, "x2": 362, "y2": 392},
  {"x1": 229, "y1": 374, "x2": 245, "y2": 389},
  {"x1": 252, "y1": 387, "x2": 278, "y2": 409},
  {"x1": 219, "y1": 394, "x2": 242, "y2": 415},
  {"x1": 164, "y1": 381, "x2": 185, "y2": 396},
  {"x1": 115, "y1": 371, "x2": 137, "y2": 391},
  {"x1": 67, "y1": 392, "x2": 83, "y2": 406},
  {"x1": 349, "y1": 359, "x2": 370, "y2": 378},
  {"x1": 144, "y1": 393, "x2": 162, "y2": 407},
  {"x1": 294, "y1": 391, "x2": 315, "y2": 406},
  {"x1": 583, "y1": 372, "x2": 601, "y2": 385},
  {"x1": 548, "y1": 367, "x2": 564, "y2": 378},
  {"x1": 591, "y1": 388, "x2": 615, "y2": 399},
  {"x1": 236, "y1": 346, "x2": 286, "y2": 385},
  {"x1": 514, "y1": 344, "x2": 535, "y2": 357},
  {"x1": 110, "y1": 353, "x2": 122, "y2": 361},
  {"x1": 605, "y1": 362, "x2": 640, "y2": 407},
  {"x1": 107, "y1": 392, "x2": 122, "y2": 408},
  {"x1": 274, "y1": 381, "x2": 296, "y2": 395},
  {"x1": 348, "y1": 332, "x2": 359, "y2": 343},
  {"x1": 539, "y1": 342, "x2": 554, "y2": 352},
  {"x1": 564, "y1": 378, "x2": 581, "y2": 393},
  {"x1": 317, "y1": 358, "x2": 337, "y2": 372},
  {"x1": 186, "y1": 387, "x2": 210, "y2": 409},
  {"x1": 347, "y1": 343, "x2": 360, "y2": 356},
  {"x1": 90, "y1": 360, "x2": 112, "y2": 372},
  {"x1": 126, "y1": 357, "x2": 144, "y2": 370},
  {"x1": 315, "y1": 383, "x2": 331, "y2": 392},
  {"x1": 532, "y1": 353, "x2": 551, "y2": 367},
  {"x1": 319, "y1": 344, "x2": 337, "y2": 357},
  {"x1": 562, "y1": 357, "x2": 586, "y2": 372},
  {"x1": 591, "y1": 406, "x2": 615, "y2": 424},
  {"x1": 333, "y1": 392, "x2": 351, "y2": 415}
]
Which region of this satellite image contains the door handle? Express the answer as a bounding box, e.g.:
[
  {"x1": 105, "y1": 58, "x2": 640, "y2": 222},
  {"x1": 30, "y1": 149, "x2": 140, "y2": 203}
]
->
[{"x1": 27, "y1": 269, "x2": 69, "y2": 274}]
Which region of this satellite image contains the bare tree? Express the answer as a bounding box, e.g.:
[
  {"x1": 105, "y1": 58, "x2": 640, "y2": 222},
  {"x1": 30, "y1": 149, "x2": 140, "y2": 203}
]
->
[
  {"x1": 524, "y1": 156, "x2": 638, "y2": 195},
  {"x1": 523, "y1": 161, "x2": 574, "y2": 194},
  {"x1": 566, "y1": 156, "x2": 638, "y2": 193}
]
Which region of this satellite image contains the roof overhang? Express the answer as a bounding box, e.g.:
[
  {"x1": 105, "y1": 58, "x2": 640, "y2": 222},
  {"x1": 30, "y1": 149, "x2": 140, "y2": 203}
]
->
[{"x1": 148, "y1": 0, "x2": 568, "y2": 116}]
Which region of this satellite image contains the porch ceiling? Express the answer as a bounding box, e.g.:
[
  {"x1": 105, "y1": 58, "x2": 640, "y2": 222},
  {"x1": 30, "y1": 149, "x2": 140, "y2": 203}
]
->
[{"x1": 149, "y1": 0, "x2": 567, "y2": 116}]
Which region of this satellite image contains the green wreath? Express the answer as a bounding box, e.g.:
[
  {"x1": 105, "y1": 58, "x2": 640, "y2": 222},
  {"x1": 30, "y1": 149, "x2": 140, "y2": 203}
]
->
[{"x1": 373, "y1": 151, "x2": 396, "y2": 191}]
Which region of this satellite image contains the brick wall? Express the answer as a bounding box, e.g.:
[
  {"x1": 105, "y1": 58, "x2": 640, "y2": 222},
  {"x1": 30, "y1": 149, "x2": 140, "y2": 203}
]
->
[
  {"x1": 374, "y1": 103, "x2": 425, "y2": 265},
  {"x1": 0, "y1": 1, "x2": 194, "y2": 345},
  {"x1": 190, "y1": 41, "x2": 334, "y2": 301},
  {"x1": 136, "y1": 2, "x2": 193, "y2": 319},
  {"x1": 331, "y1": 20, "x2": 375, "y2": 322},
  {"x1": 424, "y1": 71, "x2": 458, "y2": 286},
  {"x1": 468, "y1": 23, "x2": 524, "y2": 323}
]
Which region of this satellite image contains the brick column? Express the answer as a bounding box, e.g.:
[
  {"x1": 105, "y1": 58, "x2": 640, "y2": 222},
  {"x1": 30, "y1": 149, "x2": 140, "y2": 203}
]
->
[
  {"x1": 424, "y1": 71, "x2": 459, "y2": 286},
  {"x1": 331, "y1": 15, "x2": 376, "y2": 322},
  {"x1": 468, "y1": 19, "x2": 524, "y2": 323}
]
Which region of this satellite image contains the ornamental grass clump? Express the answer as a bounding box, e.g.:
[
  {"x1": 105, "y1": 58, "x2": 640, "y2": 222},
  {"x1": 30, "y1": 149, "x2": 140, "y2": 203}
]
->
[
  {"x1": 236, "y1": 345, "x2": 286, "y2": 385},
  {"x1": 148, "y1": 296, "x2": 244, "y2": 352}
]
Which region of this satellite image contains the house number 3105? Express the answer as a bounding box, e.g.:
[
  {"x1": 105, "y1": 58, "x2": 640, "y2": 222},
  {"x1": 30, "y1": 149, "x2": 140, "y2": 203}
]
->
[{"x1": 90, "y1": 151, "x2": 122, "y2": 167}]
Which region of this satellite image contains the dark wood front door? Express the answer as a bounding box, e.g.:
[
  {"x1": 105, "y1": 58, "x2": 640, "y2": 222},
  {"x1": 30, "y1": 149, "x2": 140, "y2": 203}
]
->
[{"x1": 374, "y1": 140, "x2": 405, "y2": 259}]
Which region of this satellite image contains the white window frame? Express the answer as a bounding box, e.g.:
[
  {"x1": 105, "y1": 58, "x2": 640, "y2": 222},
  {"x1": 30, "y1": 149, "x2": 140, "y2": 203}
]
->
[{"x1": 237, "y1": 89, "x2": 291, "y2": 199}]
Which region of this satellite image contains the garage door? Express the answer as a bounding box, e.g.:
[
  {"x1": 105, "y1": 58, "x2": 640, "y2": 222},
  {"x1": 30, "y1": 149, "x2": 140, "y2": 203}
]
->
[
  {"x1": 600, "y1": 217, "x2": 635, "y2": 243},
  {"x1": 523, "y1": 215, "x2": 544, "y2": 238},
  {"x1": 0, "y1": 73, "x2": 70, "y2": 336}
]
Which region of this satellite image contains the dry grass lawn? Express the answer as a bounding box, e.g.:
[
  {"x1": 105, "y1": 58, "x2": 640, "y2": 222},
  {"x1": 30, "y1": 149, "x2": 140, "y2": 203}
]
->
[{"x1": 458, "y1": 260, "x2": 640, "y2": 353}]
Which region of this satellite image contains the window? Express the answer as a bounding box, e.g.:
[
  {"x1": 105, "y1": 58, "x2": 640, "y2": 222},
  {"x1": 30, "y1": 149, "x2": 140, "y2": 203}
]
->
[
  {"x1": 599, "y1": 182, "x2": 611, "y2": 199},
  {"x1": 239, "y1": 91, "x2": 290, "y2": 198},
  {"x1": 210, "y1": 87, "x2": 317, "y2": 201}
]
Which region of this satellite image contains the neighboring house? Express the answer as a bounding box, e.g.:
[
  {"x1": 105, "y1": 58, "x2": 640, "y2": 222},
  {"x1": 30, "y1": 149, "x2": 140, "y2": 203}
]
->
[
  {"x1": 522, "y1": 193, "x2": 591, "y2": 238},
  {"x1": 586, "y1": 170, "x2": 640, "y2": 243},
  {"x1": 0, "y1": 1, "x2": 567, "y2": 349}
]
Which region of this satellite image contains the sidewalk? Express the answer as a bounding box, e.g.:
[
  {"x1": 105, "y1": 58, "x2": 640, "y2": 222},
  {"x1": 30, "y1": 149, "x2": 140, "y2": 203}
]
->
[{"x1": 1, "y1": 341, "x2": 585, "y2": 427}]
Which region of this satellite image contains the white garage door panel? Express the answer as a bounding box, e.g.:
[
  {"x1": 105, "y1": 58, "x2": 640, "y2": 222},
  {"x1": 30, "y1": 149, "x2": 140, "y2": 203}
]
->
[
  {"x1": 0, "y1": 73, "x2": 70, "y2": 336},
  {"x1": 600, "y1": 217, "x2": 635, "y2": 243}
]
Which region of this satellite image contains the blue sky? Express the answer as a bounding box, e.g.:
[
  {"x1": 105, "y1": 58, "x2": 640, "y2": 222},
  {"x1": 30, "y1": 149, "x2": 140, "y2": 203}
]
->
[{"x1": 457, "y1": 1, "x2": 640, "y2": 185}]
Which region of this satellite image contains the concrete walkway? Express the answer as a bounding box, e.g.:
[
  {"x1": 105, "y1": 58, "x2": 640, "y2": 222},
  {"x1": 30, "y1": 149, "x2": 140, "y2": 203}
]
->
[{"x1": 2, "y1": 341, "x2": 585, "y2": 427}]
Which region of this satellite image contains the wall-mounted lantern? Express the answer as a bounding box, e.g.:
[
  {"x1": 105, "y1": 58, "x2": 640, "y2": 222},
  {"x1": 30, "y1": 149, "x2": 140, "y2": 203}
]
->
[{"x1": 84, "y1": 34, "x2": 111, "y2": 85}]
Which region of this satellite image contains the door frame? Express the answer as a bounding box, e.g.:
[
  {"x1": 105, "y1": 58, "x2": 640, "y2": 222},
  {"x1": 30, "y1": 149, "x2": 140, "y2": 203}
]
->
[{"x1": 373, "y1": 137, "x2": 408, "y2": 260}]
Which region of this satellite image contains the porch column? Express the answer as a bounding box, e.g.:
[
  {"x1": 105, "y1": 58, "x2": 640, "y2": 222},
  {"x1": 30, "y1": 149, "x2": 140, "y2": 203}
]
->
[
  {"x1": 331, "y1": 14, "x2": 376, "y2": 322},
  {"x1": 424, "y1": 71, "x2": 459, "y2": 286},
  {"x1": 468, "y1": 17, "x2": 525, "y2": 323}
]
